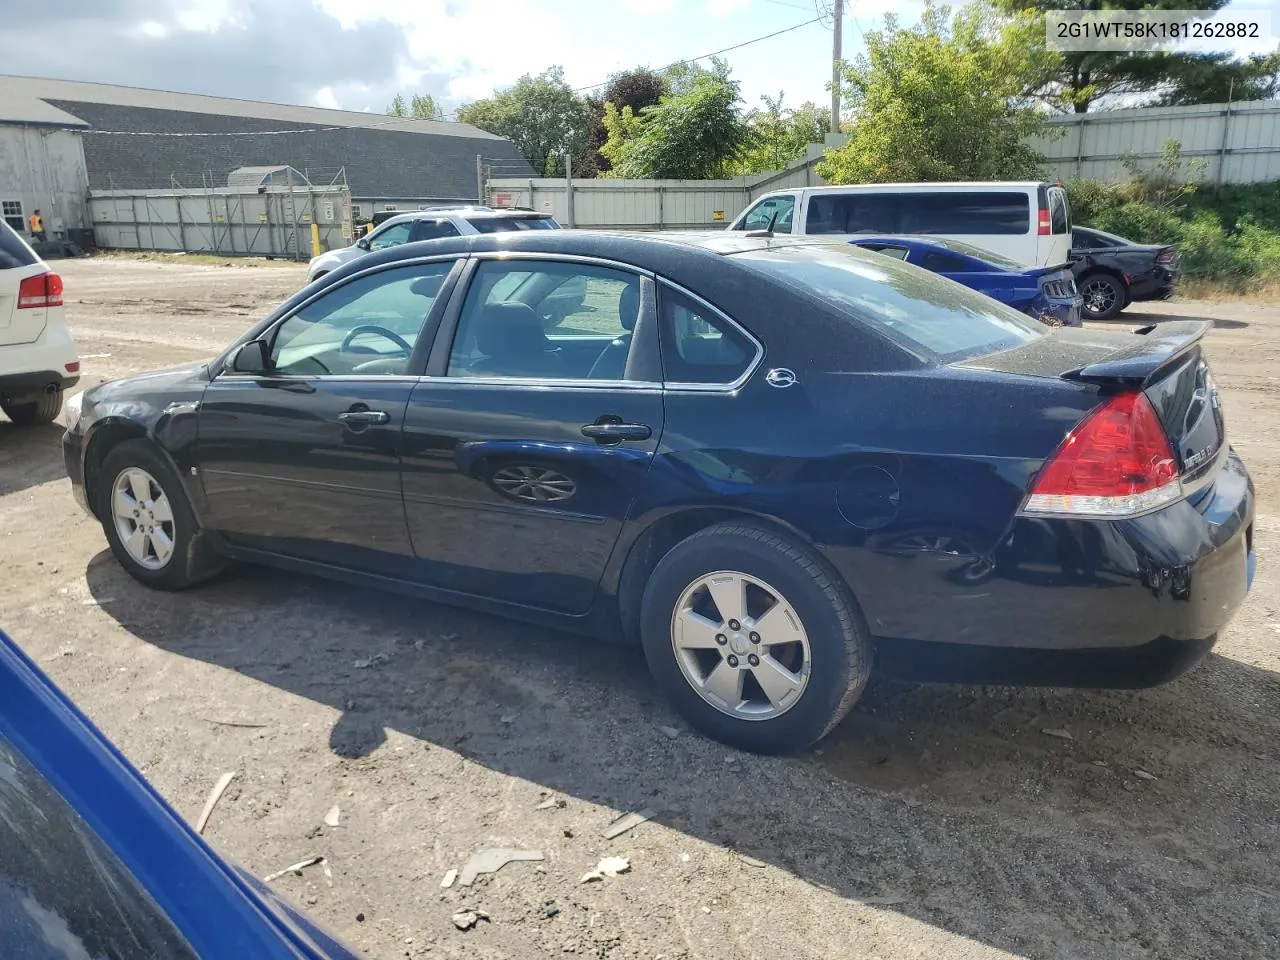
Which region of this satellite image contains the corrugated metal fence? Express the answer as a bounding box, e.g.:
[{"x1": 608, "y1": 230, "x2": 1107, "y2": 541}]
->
[
  {"x1": 488, "y1": 100, "x2": 1280, "y2": 232},
  {"x1": 88, "y1": 185, "x2": 353, "y2": 260},
  {"x1": 1030, "y1": 99, "x2": 1280, "y2": 184}
]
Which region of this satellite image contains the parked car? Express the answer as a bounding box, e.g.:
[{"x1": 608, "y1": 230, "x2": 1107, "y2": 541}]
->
[
  {"x1": 1070, "y1": 225, "x2": 1179, "y2": 321},
  {"x1": 727, "y1": 181, "x2": 1072, "y2": 266},
  {"x1": 0, "y1": 627, "x2": 359, "y2": 959},
  {"x1": 849, "y1": 235, "x2": 1082, "y2": 327},
  {"x1": 369, "y1": 205, "x2": 493, "y2": 229},
  {"x1": 0, "y1": 221, "x2": 79, "y2": 425},
  {"x1": 62, "y1": 232, "x2": 1255, "y2": 754}
]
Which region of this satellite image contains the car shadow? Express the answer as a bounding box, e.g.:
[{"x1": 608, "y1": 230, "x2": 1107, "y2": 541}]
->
[
  {"x1": 0, "y1": 422, "x2": 67, "y2": 496},
  {"x1": 84, "y1": 555, "x2": 1280, "y2": 960},
  {"x1": 1109, "y1": 310, "x2": 1249, "y2": 331}
]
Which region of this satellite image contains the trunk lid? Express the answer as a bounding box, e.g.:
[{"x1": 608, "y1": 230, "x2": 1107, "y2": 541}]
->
[
  {"x1": 959, "y1": 320, "x2": 1225, "y2": 481},
  {"x1": 0, "y1": 261, "x2": 52, "y2": 347}
]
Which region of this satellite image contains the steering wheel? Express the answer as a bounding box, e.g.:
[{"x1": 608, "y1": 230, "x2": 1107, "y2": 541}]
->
[{"x1": 339, "y1": 324, "x2": 413, "y2": 356}]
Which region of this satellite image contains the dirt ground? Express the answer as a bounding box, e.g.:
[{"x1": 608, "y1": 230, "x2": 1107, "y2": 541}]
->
[{"x1": 1, "y1": 256, "x2": 1278, "y2": 960}]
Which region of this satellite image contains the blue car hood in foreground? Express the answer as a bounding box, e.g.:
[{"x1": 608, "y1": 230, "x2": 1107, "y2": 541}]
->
[{"x1": 0, "y1": 629, "x2": 359, "y2": 960}]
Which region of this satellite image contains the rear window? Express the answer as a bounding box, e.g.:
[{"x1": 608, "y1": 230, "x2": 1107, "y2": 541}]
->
[
  {"x1": 806, "y1": 191, "x2": 1032, "y2": 236},
  {"x1": 917, "y1": 236, "x2": 1024, "y2": 271},
  {"x1": 469, "y1": 216, "x2": 559, "y2": 233},
  {"x1": 0, "y1": 222, "x2": 37, "y2": 270},
  {"x1": 736, "y1": 243, "x2": 1043, "y2": 361}
]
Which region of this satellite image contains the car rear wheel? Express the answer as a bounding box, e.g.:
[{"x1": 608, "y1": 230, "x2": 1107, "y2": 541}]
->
[
  {"x1": 639, "y1": 522, "x2": 872, "y2": 754},
  {"x1": 97, "y1": 440, "x2": 223, "y2": 590},
  {"x1": 2, "y1": 388, "x2": 63, "y2": 426},
  {"x1": 1081, "y1": 273, "x2": 1125, "y2": 321}
]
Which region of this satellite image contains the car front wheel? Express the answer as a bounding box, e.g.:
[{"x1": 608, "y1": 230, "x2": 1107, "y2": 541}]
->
[
  {"x1": 639, "y1": 522, "x2": 872, "y2": 754},
  {"x1": 97, "y1": 439, "x2": 223, "y2": 590},
  {"x1": 2, "y1": 388, "x2": 63, "y2": 426}
]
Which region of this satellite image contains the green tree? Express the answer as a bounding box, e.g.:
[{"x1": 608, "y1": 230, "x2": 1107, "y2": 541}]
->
[
  {"x1": 387, "y1": 93, "x2": 442, "y2": 119},
  {"x1": 456, "y1": 67, "x2": 592, "y2": 177},
  {"x1": 742, "y1": 94, "x2": 832, "y2": 173},
  {"x1": 575, "y1": 68, "x2": 669, "y2": 178},
  {"x1": 386, "y1": 94, "x2": 407, "y2": 117},
  {"x1": 601, "y1": 61, "x2": 750, "y2": 179},
  {"x1": 993, "y1": 0, "x2": 1271, "y2": 111},
  {"x1": 817, "y1": 2, "x2": 1055, "y2": 184}
]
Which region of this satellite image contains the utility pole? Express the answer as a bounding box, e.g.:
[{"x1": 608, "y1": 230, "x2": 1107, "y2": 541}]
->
[
  {"x1": 830, "y1": 0, "x2": 843, "y2": 135},
  {"x1": 476, "y1": 154, "x2": 485, "y2": 205}
]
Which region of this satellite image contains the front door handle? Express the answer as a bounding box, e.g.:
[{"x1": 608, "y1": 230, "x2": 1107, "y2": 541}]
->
[
  {"x1": 339, "y1": 410, "x2": 390, "y2": 426},
  {"x1": 581, "y1": 420, "x2": 652, "y2": 444}
]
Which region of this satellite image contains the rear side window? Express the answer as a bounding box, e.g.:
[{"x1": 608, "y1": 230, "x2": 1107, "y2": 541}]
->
[
  {"x1": 1049, "y1": 189, "x2": 1069, "y2": 234},
  {"x1": 920, "y1": 251, "x2": 969, "y2": 273},
  {"x1": 658, "y1": 286, "x2": 757, "y2": 385},
  {"x1": 859, "y1": 244, "x2": 909, "y2": 260},
  {"x1": 414, "y1": 219, "x2": 462, "y2": 241},
  {"x1": 0, "y1": 734, "x2": 197, "y2": 959},
  {"x1": 0, "y1": 221, "x2": 37, "y2": 270},
  {"x1": 469, "y1": 217, "x2": 558, "y2": 233},
  {"x1": 806, "y1": 192, "x2": 1031, "y2": 236},
  {"x1": 736, "y1": 244, "x2": 1042, "y2": 361}
]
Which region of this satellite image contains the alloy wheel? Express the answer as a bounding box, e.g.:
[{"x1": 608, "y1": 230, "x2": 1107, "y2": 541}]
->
[
  {"x1": 111, "y1": 467, "x2": 176, "y2": 570},
  {"x1": 1083, "y1": 278, "x2": 1117, "y2": 316},
  {"x1": 669, "y1": 570, "x2": 811, "y2": 721}
]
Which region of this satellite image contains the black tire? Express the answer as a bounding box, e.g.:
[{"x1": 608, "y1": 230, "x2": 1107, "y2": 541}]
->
[
  {"x1": 639, "y1": 522, "x2": 872, "y2": 754},
  {"x1": 97, "y1": 439, "x2": 224, "y2": 590},
  {"x1": 1080, "y1": 272, "x2": 1126, "y2": 321},
  {"x1": 2, "y1": 389, "x2": 63, "y2": 426}
]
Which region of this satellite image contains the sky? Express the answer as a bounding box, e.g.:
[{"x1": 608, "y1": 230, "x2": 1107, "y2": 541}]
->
[{"x1": 0, "y1": 0, "x2": 1276, "y2": 120}]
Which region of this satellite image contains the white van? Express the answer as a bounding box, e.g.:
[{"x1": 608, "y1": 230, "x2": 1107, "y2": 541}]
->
[{"x1": 727, "y1": 182, "x2": 1072, "y2": 267}]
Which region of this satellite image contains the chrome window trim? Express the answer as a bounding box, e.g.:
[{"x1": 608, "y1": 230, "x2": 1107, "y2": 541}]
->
[
  {"x1": 656, "y1": 278, "x2": 764, "y2": 394},
  {"x1": 412, "y1": 376, "x2": 662, "y2": 393}
]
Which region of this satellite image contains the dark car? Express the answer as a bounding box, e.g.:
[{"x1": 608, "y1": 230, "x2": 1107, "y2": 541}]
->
[
  {"x1": 0, "y1": 628, "x2": 359, "y2": 960},
  {"x1": 1070, "y1": 226, "x2": 1179, "y2": 321},
  {"x1": 849, "y1": 235, "x2": 1083, "y2": 327},
  {"x1": 61, "y1": 232, "x2": 1255, "y2": 754}
]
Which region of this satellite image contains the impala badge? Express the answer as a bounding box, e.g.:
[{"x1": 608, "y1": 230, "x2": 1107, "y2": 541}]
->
[{"x1": 765, "y1": 368, "x2": 798, "y2": 389}]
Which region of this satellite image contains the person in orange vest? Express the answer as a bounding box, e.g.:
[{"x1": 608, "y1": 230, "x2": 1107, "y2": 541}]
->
[{"x1": 28, "y1": 210, "x2": 46, "y2": 243}]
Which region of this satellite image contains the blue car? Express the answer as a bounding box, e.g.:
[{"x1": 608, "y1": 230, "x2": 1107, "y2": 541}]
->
[
  {"x1": 0, "y1": 629, "x2": 358, "y2": 959},
  {"x1": 61, "y1": 231, "x2": 1253, "y2": 754},
  {"x1": 850, "y1": 235, "x2": 1084, "y2": 327}
]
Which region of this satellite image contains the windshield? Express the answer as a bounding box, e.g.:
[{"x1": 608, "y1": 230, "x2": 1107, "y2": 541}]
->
[
  {"x1": 911, "y1": 236, "x2": 1025, "y2": 271},
  {"x1": 469, "y1": 216, "x2": 559, "y2": 233},
  {"x1": 735, "y1": 243, "x2": 1044, "y2": 361}
]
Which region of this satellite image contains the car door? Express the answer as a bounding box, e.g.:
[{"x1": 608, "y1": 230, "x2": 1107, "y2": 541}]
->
[
  {"x1": 399, "y1": 255, "x2": 665, "y2": 614},
  {"x1": 192, "y1": 257, "x2": 461, "y2": 575}
]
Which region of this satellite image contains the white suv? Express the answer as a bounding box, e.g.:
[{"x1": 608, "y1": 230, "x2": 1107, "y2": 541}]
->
[
  {"x1": 0, "y1": 222, "x2": 79, "y2": 425},
  {"x1": 307, "y1": 208, "x2": 562, "y2": 283}
]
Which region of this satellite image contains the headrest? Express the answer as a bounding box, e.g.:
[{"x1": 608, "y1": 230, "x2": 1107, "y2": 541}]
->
[
  {"x1": 474, "y1": 302, "x2": 548, "y2": 359},
  {"x1": 619, "y1": 283, "x2": 639, "y2": 332}
]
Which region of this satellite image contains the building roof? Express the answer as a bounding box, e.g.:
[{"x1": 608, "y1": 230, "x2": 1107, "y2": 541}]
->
[{"x1": 0, "y1": 75, "x2": 537, "y2": 200}]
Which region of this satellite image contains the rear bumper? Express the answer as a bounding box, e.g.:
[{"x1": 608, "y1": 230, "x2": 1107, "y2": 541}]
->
[
  {"x1": 62, "y1": 427, "x2": 93, "y2": 517},
  {"x1": 1128, "y1": 266, "x2": 1177, "y2": 302},
  {"x1": 829, "y1": 449, "x2": 1255, "y2": 687},
  {"x1": 0, "y1": 369, "x2": 79, "y2": 399},
  {"x1": 1024, "y1": 294, "x2": 1083, "y2": 328}
]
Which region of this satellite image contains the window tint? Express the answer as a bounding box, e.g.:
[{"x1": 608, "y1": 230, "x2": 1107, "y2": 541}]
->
[
  {"x1": 0, "y1": 221, "x2": 37, "y2": 270},
  {"x1": 269, "y1": 262, "x2": 452, "y2": 376},
  {"x1": 0, "y1": 733, "x2": 198, "y2": 959},
  {"x1": 367, "y1": 222, "x2": 412, "y2": 250},
  {"x1": 736, "y1": 244, "x2": 1042, "y2": 361},
  {"x1": 448, "y1": 260, "x2": 643, "y2": 380},
  {"x1": 1049, "y1": 189, "x2": 1069, "y2": 234},
  {"x1": 921, "y1": 251, "x2": 970, "y2": 273},
  {"x1": 739, "y1": 195, "x2": 795, "y2": 233},
  {"x1": 805, "y1": 191, "x2": 1031, "y2": 236},
  {"x1": 658, "y1": 287, "x2": 756, "y2": 385},
  {"x1": 414, "y1": 219, "x2": 461, "y2": 241},
  {"x1": 916, "y1": 236, "x2": 1024, "y2": 270},
  {"x1": 468, "y1": 216, "x2": 558, "y2": 233}
]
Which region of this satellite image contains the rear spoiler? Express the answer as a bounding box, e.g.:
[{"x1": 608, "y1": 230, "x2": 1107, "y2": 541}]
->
[
  {"x1": 1061, "y1": 320, "x2": 1211, "y2": 386},
  {"x1": 1026, "y1": 261, "x2": 1073, "y2": 277}
]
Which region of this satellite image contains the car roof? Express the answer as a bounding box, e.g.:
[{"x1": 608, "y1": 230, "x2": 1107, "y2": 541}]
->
[
  {"x1": 376, "y1": 209, "x2": 555, "y2": 230},
  {"x1": 761, "y1": 182, "x2": 1053, "y2": 197}
]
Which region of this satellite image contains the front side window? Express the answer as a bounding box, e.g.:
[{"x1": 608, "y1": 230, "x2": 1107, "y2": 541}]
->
[
  {"x1": 658, "y1": 286, "x2": 756, "y2": 385},
  {"x1": 367, "y1": 222, "x2": 412, "y2": 251},
  {"x1": 267, "y1": 262, "x2": 453, "y2": 376},
  {"x1": 738, "y1": 195, "x2": 795, "y2": 233},
  {"x1": 736, "y1": 243, "x2": 1042, "y2": 361},
  {"x1": 859, "y1": 243, "x2": 909, "y2": 260},
  {"x1": 0, "y1": 733, "x2": 197, "y2": 959},
  {"x1": 448, "y1": 260, "x2": 643, "y2": 380}
]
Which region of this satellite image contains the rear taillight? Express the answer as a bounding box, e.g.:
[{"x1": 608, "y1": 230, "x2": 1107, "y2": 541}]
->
[
  {"x1": 1022, "y1": 391, "x2": 1182, "y2": 518},
  {"x1": 1156, "y1": 247, "x2": 1177, "y2": 265},
  {"x1": 17, "y1": 272, "x2": 63, "y2": 309},
  {"x1": 1037, "y1": 209, "x2": 1051, "y2": 236}
]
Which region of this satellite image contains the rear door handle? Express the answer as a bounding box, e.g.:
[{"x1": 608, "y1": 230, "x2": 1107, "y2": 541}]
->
[
  {"x1": 339, "y1": 410, "x2": 390, "y2": 426},
  {"x1": 581, "y1": 421, "x2": 652, "y2": 443}
]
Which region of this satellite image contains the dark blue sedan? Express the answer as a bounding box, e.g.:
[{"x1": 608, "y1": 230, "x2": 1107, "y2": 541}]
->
[
  {"x1": 60, "y1": 231, "x2": 1254, "y2": 754},
  {"x1": 850, "y1": 235, "x2": 1084, "y2": 327},
  {"x1": 0, "y1": 629, "x2": 358, "y2": 959}
]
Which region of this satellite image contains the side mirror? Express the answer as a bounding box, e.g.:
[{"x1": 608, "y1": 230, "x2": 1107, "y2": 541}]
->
[
  {"x1": 229, "y1": 339, "x2": 270, "y2": 375},
  {"x1": 356, "y1": 237, "x2": 370, "y2": 250}
]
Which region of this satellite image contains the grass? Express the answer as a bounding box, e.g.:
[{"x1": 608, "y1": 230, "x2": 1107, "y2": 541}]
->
[{"x1": 91, "y1": 250, "x2": 305, "y2": 269}]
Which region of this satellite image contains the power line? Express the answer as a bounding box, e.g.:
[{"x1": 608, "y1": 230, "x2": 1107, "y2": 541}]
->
[{"x1": 571, "y1": 16, "x2": 823, "y2": 93}]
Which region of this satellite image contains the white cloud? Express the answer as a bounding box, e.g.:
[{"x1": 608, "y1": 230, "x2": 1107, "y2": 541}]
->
[
  {"x1": 137, "y1": 20, "x2": 169, "y2": 37},
  {"x1": 314, "y1": 85, "x2": 340, "y2": 108}
]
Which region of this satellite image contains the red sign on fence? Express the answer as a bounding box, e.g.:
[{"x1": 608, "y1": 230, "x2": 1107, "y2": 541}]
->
[{"x1": 492, "y1": 192, "x2": 514, "y2": 208}]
